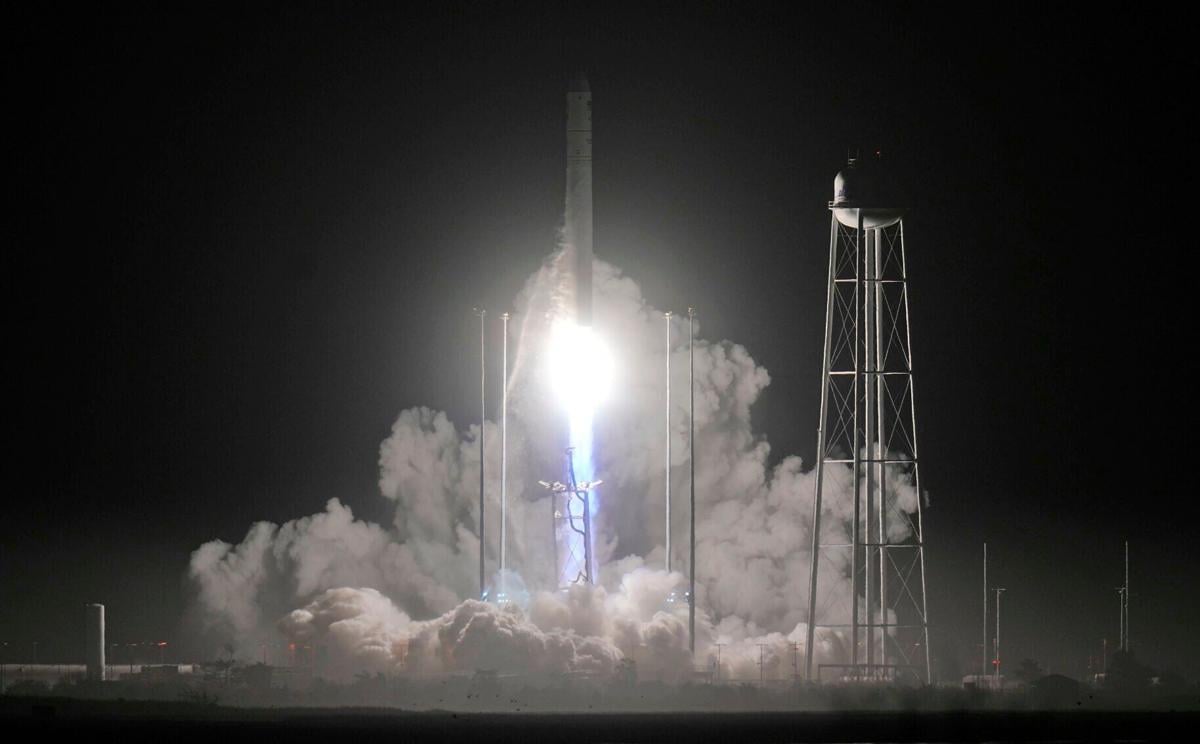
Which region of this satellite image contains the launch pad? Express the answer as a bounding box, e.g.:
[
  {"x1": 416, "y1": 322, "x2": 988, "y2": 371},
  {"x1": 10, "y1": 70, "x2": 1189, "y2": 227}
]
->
[{"x1": 540, "y1": 447, "x2": 603, "y2": 588}]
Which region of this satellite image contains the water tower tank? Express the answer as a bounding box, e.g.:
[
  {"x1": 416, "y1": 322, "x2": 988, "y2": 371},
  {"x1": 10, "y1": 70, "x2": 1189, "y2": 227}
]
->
[{"x1": 830, "y1": 158, "x2": 904, "y2": 229}]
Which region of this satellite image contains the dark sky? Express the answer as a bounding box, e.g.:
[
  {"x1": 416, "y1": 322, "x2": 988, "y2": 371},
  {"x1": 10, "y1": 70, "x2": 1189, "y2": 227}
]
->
[{"x1": 5, "y1": 2, "x2": 1194, "y2": 678}]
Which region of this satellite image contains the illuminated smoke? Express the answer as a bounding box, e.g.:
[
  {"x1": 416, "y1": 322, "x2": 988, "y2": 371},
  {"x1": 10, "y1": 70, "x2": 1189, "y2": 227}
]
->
[
  {"x1": 276, "y1": 570, "x2": 688, "y2": 680},
  {"x1": 188, "y1": 250, "x2": 919, "y2": 678}
]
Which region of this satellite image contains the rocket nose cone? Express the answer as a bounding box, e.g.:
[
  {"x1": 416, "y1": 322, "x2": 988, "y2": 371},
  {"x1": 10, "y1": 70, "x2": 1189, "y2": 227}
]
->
[{"x1": 569, "y1": 72, "x2": 590, "y2": 93}]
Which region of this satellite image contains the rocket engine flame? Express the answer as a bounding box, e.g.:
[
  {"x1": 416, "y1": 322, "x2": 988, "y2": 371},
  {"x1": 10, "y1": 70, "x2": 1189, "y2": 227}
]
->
[
  {"x1": 545, "y1": 319, "x2": 612, "y2": 587},
  {"x1": 546, "y1": 320, "x2": 614, "y2": 421}
]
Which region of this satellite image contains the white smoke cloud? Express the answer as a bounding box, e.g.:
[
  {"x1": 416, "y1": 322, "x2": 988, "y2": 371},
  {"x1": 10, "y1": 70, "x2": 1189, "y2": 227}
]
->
[
  {"x1": 279, "y1": 587, "x2": 414, "y2": 676},
  {"x1": 277, "y1": 572, "x2": 688, "y2": 680},
  {"x1": 188, "y1": 497, "x2": 459, "y2": 647},
  {"x1": 188, "y1": 251, "x2": 920, "y2": 680}
]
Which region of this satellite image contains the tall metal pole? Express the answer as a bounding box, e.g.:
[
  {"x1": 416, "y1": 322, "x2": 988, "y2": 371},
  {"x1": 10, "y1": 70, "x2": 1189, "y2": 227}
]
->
[
  {"x1": 850, "y1": 210, "x2": 863, "y2": 673},
  {"x1": 863, "y1": 224, "x2": 875, "y2": 676},
  {"x1": 688, "y1": 306, "x2": 696, "y2": 654},
  {"x1": 500, "y1": 312, "x2": 509, "y2": 589},
  {"x1": 551, "y1": 487, "x2": 559, "y2": 589},
  {"x1": 874, "y1": 227, "x2": 888, "y2": 676},
  {"x1": 994, "y1": 587, "x2": 1005, "y2": 683},
  {"x1": 898, "y1": 219, "x2": 931, "y2": 683},
  {"x1": 665, "y1": 311, "x2": 673, "y2": 573},
  {"x1": 983, "y1": 542, "x2": 988, "y2": 677},
  {"x1": 1123, "y1": 540, "x2": 1130, "y2": 652},
  {"x1": 805, "y1": 215, "x2": 839, "y2": 681},
  {"x1": 1117, "y1": 588, "x2": 1125, "y2": 652},
  {"x1": 476, "y1": 307, "x2": 486, "y2": 599}
]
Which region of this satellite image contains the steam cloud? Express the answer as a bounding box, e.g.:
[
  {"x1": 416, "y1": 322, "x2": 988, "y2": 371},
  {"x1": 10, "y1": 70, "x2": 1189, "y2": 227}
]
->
[{"x1": 188, "y1": 252, "x2": 919, "y2": 681}]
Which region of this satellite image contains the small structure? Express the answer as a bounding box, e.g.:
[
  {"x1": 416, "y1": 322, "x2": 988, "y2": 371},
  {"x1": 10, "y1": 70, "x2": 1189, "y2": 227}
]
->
[
  {"x1": 136, "y1": 664, "x2": 181, "y2": 683},
  {"x1": 85, "y1": 603, "x2": 105, "y2": 682},
  {"x1": 241, "y1": 663, "x2": 274, "y2": 690},
  {"x1": 1030, "y1": 674, "x2": 1082, "y2": 708},
  {"x1": 962, "y1": 673, "x2": 1004, "y2": 691}
]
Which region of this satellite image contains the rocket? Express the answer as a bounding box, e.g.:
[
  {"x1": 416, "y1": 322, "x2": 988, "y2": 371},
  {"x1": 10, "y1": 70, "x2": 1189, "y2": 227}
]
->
[{"x1": 564, "y1": 72, "x2": 593, "y2": 326}]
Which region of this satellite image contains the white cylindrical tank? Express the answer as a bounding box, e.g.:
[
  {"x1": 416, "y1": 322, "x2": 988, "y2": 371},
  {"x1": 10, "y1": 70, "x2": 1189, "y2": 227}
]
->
[
  {"x1": 830, "y1": 160, "x2": 904, "y2": 229},
  {"x1": 86, "y1": 603, "x2": 105, "y2": 681}
]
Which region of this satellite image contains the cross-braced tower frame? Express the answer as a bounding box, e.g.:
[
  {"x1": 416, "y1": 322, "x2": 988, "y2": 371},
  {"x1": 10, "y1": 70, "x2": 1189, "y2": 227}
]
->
[
  {"x1": 804, "y1": 170, "x2": 931, "y2": 684},
  {"x1": 544, "y1": 447, "x2": 599, "y2": 587}
]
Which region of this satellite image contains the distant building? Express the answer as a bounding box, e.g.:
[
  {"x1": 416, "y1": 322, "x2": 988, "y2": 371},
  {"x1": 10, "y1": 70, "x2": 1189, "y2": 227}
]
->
[
  {"x1": 1030, "y1": 674, "x2": 1082, "y2": 708},
  {"x1": 241, "y1": 663, "x2": 274, "y2": 690},
  {"x1": 134, "y1": 664, "x2": 182, "y2": 683},
  {"x1": 962, "y1": 673, "x2": 1006, "y2": 690},
  {"x1": 271, "y1": 665, "x2": 314, "y2": 691}
]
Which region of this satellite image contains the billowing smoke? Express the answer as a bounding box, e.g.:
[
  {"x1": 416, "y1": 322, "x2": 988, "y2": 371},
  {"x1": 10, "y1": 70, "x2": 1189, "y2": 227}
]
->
[
  {"x1": 278, "y1": 570, "x2": 691, "y2": 680},
  {"x1": 188, "y1": 251, "x2": 918, "y2": 680}
]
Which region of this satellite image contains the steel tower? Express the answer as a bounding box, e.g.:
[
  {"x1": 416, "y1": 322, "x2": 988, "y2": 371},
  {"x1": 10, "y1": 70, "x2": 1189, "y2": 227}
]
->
[
  {"x1": 804, "y1": 157, "x2": 931, "y2": 684},
  {"x1": 541, "y1": 447, "x2": 602, "y2": 587}
]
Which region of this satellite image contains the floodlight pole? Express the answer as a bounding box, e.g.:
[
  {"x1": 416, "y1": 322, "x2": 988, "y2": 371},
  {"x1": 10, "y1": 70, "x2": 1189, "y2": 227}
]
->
[
  {"x1": 983, "y1": 542, "x2": 988, "y2": 676},
  {"x1": 993, "y1": 587, "x2": 1006, "y2": 683},
  {"x1": 1117, "y1": 541, "x2": 1130, "y2": 652},
  {"x1": 1117, "y1": 588, "x2": 1126, "y2": 653},
  {"x1": 804, "y1": 215, "x2": 839, "y2": 682},
  {"x1": 476, "y1": 307, "x2": 487, "y2": 600},
  {"x1": 665, "y1": 311, "x2": 673, "y2": 573},
  {"x1": 688, "y1": 306, "x2": 696, "y2": 654},
  {"x1": 500, "y1": 312, "x2": 509, "y2": 588}
]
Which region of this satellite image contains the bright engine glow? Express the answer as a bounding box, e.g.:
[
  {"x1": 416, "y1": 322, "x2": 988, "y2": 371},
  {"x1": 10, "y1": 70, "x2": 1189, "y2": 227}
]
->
[{"x1": 547, "y1": 320, "x2": 614, "y2": 419}]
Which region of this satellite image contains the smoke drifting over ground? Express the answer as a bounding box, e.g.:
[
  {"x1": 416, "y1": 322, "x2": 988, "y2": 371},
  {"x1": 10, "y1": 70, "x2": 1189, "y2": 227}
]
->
[{"x1": 188, "y1": 252, "x2": 919, "y2": 681}]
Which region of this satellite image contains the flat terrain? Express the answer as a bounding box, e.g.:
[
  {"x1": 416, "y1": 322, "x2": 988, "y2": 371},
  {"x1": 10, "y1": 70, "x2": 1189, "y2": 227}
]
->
[{"x1": 3, "y1": 697, "x2": 1196, "y2": 742}]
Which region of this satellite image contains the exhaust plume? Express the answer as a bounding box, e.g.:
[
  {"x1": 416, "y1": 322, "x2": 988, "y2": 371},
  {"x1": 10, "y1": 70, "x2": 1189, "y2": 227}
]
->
[{"x1": 188, "y1": 252, "x2": 920, "y2": 680}]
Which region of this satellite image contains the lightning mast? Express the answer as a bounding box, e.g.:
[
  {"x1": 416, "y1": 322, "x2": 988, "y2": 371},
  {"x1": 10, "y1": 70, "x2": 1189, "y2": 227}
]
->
[
  {"x1": 993, "y1": 587, "x2": 1006, "y2": 683},
  {"x1": 500, "y1": 312, "x2": 510, "y2": 594},
  {"x1": 475, "y1": 307, "x2": 487, "y2": 599},
  {"x1": 983, "y1": 542, "x2": 988, "y2": 676},
  {"x1": 1119, "y1": 541, "x2": 1130, "y2": 651},
  {"x1": 688, "y1": 306, "x2": 696, "y2": 654},
  {"x1": 665, "y1": 311, "x2": 673, "y2": 573}
]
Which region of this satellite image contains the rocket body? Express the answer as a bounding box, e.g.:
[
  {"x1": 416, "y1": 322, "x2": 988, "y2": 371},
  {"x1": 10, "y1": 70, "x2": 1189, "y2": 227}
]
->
[
  {"x1": 552, "y1": 74, "x2": 599, "y2": 591},
  {"x1": 565, "y1": 74, "x2": 593, "y2": 325}
]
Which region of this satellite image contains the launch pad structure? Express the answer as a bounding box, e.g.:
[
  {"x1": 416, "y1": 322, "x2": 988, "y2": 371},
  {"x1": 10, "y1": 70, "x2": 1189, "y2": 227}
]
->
[
  {"x1": 804, "y1": 157, "x2": 932, "y2": 684},
  {"x1": 541, "y1": 447, "x2": 602, "y2": 587}
]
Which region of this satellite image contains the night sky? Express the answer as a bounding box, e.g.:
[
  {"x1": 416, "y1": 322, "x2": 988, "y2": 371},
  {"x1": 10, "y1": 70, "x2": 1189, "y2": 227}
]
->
[{"x1": 6, "y1": 2, "x2": 1194, "y2": 679}]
